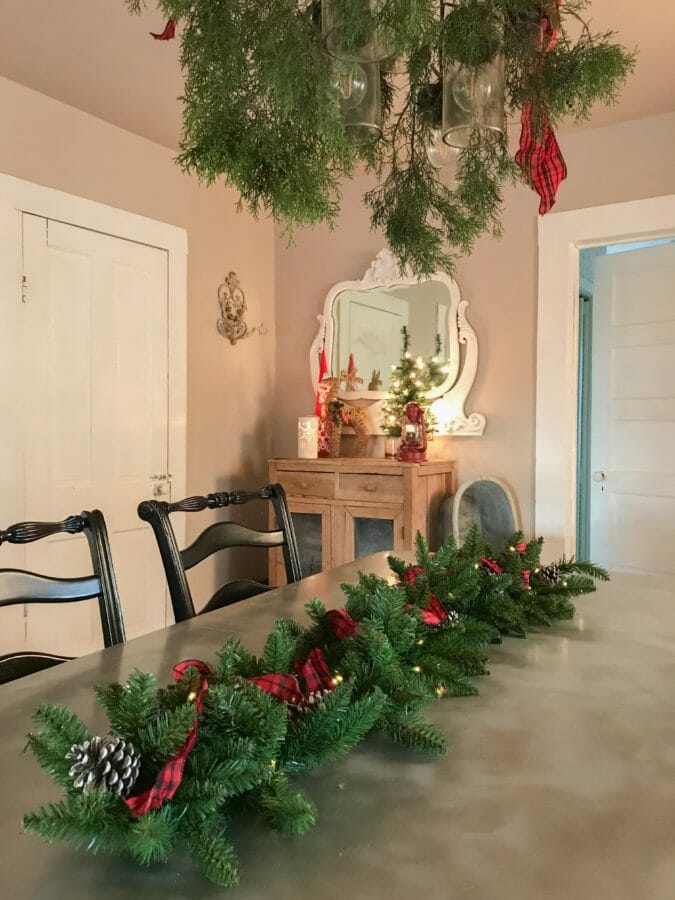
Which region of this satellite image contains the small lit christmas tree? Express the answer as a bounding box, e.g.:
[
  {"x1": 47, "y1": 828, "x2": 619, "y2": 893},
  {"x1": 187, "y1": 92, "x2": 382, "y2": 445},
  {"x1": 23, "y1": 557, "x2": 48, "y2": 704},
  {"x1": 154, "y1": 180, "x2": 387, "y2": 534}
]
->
[{"x1": 381, "y1": 327, "x2": 446, "y2": 438}]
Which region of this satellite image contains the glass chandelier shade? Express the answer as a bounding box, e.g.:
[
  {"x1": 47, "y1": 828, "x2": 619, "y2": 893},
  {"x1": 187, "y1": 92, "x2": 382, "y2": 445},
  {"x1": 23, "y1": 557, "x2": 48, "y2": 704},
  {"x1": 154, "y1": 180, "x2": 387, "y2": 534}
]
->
[
  {"x1": 339, "y1": 61, "x2": 382, "y2": 146},
  {"x1": 322, "y1": 0, "x2": 391, "y2": 63},
  {"x1": 442, "y1": 56, "x2": 505, "y2": 149}
]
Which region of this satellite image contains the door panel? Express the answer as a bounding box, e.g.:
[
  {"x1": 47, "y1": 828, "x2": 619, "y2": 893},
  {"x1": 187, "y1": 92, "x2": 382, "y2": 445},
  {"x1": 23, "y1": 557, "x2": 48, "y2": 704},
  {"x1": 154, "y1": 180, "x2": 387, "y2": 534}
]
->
[
  {"x1": 20, "y1": 214, "x2": 170, "y2": 653},
  {"x1": 590, "y1": 242, "x2": 675, "y2": 574}
]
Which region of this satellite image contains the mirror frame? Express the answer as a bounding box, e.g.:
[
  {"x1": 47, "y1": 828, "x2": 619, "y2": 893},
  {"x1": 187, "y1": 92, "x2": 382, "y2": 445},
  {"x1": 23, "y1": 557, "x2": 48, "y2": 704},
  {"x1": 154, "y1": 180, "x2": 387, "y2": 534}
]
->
[{"x1": 309, "y1": 249, "x2": 486, "y2": 436}]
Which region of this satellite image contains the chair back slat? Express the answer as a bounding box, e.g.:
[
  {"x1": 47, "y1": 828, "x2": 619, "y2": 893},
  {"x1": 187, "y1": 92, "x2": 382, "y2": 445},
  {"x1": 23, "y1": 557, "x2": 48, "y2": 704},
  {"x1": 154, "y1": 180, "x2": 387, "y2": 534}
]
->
[
  {"x1": 138, "y1": 483, "x2": 302, "y2": 623},
  {"x1": 181, "y1": 522, "x2": 286, "y2": 571},
  {"x1": 0, "y1": 510, "x2": 125, "y2": 684},
  {"x1": 0, "y1": 572, "x2": 101, "y2": 605}
]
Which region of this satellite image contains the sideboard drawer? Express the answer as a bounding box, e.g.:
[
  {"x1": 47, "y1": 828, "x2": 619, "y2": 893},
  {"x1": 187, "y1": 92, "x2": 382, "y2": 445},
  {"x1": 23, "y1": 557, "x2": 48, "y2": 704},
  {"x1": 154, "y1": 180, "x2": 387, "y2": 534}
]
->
[
  {"x1": 279, "y1": 471, "x2": 336, "y2": 499},
  {"x1": 338, "y1": 473, "x2": 403, "y2": 503}
]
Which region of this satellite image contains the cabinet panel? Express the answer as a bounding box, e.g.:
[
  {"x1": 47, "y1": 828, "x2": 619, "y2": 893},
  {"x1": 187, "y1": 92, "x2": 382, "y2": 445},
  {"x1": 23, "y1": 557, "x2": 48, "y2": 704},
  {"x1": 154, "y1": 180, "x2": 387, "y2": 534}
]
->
[
  {"x1": 342, "y1": 505, "x2": 404, "y2": 563},
  {"x1": 338, "y1": 472, "x2": 403, "y2": 502},
  {"x1": 269, "y1": 499, "x2": 332, "y2": 586}
]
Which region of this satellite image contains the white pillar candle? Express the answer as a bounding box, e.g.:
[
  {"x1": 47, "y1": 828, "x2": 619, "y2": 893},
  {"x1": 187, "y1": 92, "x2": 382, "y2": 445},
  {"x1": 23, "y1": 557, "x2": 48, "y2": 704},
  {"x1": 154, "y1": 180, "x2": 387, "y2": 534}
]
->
[{"x1": 297, "y1": 416, "x2": 319, "y2": 459}]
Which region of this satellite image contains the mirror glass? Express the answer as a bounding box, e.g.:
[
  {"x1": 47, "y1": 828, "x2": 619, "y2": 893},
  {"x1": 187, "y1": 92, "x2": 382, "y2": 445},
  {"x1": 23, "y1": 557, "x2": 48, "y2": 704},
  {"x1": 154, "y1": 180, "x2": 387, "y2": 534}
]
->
[{"x1": 330, "y1": 280, "x2": 451, "y2": 393}]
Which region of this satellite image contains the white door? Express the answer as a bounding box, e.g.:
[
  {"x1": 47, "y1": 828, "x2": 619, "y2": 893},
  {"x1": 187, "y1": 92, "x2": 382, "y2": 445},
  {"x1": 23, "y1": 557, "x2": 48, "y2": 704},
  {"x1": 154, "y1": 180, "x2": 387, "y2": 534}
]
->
[
  {"x1": 16, "y1": 214, "x2": 171, "y2": 655},
  {"x1": 590, "y1": 242, "x2": 675, "y2": 574}
]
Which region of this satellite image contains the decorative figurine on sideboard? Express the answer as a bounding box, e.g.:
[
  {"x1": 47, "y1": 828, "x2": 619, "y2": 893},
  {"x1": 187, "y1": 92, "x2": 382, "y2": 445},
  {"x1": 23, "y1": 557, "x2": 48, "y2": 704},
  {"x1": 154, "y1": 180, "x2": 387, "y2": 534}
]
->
[{"x1": 399, "y1": 401, "x2": 427, "y2": 462}]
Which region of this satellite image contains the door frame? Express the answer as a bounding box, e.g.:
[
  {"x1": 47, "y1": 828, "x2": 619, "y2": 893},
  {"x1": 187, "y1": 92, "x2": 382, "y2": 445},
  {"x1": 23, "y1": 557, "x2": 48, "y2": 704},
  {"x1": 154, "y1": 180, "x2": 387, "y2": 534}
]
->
[
  {"x1": 535, "y1": 193, "x2": 675, "y2": 559},
  {"x1": 0, "y1": 173, "x2": 188, "y2": 548}
]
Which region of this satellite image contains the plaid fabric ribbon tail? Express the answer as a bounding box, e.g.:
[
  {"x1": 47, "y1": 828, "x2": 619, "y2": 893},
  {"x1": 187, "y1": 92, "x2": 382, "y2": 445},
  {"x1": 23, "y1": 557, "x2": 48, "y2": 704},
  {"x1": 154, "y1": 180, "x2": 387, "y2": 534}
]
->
[
  {"x1": 325, "y1": 608, "x2": 359, "y2": 640},
  {"x1": 150, "y1": 19, "x2": 176, "y2": 40},
  {"x1": 125, "y1": 659, "x2": 211, "y2": 817},
  {"x1": 522, "y1": 569, "x2": 531, "y2": 588},
  {"x1": 515, "y1": 103, "x2": 567, "y2": 215}
]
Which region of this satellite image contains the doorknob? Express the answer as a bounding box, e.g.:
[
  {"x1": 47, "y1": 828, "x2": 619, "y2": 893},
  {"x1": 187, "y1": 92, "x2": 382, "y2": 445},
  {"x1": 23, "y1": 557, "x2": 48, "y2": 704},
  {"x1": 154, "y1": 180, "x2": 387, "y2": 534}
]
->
[{"x1": 592, "y1": 471, "x2": 606, "y2": 482}]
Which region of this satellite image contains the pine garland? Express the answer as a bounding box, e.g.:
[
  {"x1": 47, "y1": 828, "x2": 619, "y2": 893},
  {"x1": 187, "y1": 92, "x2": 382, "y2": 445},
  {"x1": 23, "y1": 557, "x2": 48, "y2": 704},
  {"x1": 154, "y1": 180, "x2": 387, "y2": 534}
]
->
[
  {"x1": 24, "y1": 527, "x2": 608, "y2": 886},
  {"x1": 125, "y1": 0, "x2": 634, "y2": 277}
]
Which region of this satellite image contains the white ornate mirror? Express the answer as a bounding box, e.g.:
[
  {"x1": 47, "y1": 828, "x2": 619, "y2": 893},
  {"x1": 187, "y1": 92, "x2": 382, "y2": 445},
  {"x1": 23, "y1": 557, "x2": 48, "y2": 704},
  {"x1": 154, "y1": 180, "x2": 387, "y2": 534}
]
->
[{"x1": 309, "y1": 249, "x2": 486, "y2": 435}]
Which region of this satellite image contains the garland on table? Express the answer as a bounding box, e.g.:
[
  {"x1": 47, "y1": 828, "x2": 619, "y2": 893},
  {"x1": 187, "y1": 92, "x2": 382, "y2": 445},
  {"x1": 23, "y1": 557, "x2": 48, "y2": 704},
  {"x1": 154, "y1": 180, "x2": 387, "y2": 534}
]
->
[{"x1": 23, "y1": 526, "x2": 608, "y2": 887}]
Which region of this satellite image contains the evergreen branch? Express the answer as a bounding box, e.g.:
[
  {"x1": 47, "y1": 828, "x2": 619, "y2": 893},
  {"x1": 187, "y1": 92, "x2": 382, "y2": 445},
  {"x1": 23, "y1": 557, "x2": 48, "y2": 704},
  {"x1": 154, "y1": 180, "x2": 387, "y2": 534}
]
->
[
  {"x1": 186, "y1": 816, "x2": 240, "y2": 888},
  {"x1": 380, "y1": 714, "x2": 448, "y2": 756},
  {"x1": 259, "y1": 772, "x2": 317, "y2": 835}
]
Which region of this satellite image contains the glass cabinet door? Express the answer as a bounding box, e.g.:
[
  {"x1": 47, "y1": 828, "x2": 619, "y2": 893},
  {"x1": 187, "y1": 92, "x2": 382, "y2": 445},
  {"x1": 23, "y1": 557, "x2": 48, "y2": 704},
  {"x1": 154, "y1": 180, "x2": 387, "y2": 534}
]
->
[
  {"x1": 343, "y1": 505, "x2": 404, "y2": 561},
  {"x1": 291, "y1": 511, "x2": 325, "y2": 577}
]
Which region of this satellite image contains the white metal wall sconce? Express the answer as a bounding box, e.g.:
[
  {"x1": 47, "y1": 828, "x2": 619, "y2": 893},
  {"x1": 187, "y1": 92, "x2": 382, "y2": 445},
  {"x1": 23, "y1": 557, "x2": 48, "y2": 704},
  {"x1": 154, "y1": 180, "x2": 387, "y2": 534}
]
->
[{"x1": 216, "y1": 271, "x2": 266, "y2": 345}]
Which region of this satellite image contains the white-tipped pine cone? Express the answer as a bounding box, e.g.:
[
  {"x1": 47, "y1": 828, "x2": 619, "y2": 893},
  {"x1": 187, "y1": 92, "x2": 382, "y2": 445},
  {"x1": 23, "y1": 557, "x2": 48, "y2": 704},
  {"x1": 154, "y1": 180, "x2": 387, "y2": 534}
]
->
[
  {"x1": 66, "y1": 736, "x2": 141, "y2": 796},
  {"x1": 537, "y1": 563, "x2": 561, "y2": 586},
  {"x1": 295, "y1": 688, "x2": 332, "y2": 715}
]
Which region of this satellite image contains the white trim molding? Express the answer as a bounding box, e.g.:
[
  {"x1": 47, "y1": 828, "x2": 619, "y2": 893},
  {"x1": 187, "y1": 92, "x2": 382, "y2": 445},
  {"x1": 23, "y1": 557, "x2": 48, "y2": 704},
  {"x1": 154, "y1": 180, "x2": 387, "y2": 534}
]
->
[{"x1": 535, "y1": 194, "x2": 675, "y2": 559}]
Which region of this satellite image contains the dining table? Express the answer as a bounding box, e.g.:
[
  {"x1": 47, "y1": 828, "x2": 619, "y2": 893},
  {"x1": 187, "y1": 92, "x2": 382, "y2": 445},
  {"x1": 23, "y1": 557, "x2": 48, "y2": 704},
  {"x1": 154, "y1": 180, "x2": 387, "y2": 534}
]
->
[{"x1": 2, "y1": 553, "x2": 675, "y2": 900}]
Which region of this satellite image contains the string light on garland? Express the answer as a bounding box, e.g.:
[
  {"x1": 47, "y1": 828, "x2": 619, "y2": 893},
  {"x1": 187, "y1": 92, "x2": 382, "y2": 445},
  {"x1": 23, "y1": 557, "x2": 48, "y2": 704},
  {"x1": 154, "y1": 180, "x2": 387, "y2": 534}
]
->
[{"x1": 125, "y1": 0, "x2": 634, "y2": 278}]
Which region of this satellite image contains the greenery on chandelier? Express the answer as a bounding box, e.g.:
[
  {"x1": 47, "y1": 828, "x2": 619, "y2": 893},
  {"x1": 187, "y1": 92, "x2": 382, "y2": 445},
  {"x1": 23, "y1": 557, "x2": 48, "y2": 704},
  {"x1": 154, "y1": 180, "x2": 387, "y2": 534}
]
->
[
  {"x1": 381, "y1": 326, "x2": 444, "y2": 436},
  {"x1": 24, "y1": 526, "x2": 608, "y2": 886},
  {"x1": 126, "y1": 0, "x2": 633, "y2": 276}
]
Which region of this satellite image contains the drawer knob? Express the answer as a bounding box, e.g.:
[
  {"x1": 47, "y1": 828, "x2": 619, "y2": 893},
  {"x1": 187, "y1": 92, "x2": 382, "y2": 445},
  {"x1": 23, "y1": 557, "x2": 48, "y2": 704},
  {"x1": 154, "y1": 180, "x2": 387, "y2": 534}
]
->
[
  {"x1": 299, "y1": 481, "x2": 309, "y2": 489},
  {"x1": 365, "y1": 483, "x2": 376, "y2": 492}
]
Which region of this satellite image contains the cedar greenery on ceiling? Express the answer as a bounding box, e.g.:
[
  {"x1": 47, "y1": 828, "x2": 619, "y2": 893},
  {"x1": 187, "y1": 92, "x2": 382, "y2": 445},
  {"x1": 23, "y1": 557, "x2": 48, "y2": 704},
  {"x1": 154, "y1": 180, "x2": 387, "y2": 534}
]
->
[{"x1": 126, "y1": 1, "x2": 634, "y2": 276}]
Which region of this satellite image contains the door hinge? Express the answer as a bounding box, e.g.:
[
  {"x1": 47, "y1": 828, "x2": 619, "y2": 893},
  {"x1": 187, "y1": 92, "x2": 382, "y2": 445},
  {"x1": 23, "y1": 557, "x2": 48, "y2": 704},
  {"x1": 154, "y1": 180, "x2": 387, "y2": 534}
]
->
[{"x1": 21, "y1": 275, "x2": 28, "y2": 303}]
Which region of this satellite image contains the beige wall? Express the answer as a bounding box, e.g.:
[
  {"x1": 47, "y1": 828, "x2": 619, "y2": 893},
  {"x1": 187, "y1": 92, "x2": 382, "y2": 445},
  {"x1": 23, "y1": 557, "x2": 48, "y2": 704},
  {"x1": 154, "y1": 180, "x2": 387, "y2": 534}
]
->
[
  {"x1": 0, "y1": 76, "x2": 276, "y2": 598},
  {"x1": 274, "y1": 112, "x2": 675, "y2": 535}
]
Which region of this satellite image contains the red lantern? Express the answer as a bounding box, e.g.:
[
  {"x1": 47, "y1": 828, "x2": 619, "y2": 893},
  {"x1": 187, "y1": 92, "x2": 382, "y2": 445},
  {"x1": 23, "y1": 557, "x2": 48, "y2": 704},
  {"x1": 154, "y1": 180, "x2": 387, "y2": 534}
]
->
[{"x1": 398, "y1": 402, "x2": 427, "y2": 462}]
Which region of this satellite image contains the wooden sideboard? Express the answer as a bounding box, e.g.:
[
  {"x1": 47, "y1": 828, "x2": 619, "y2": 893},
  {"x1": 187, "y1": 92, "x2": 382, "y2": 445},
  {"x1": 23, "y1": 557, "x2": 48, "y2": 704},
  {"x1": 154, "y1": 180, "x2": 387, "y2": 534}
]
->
[{"x1": 268, "y1": 457, "x2": 456, "y2": 586}]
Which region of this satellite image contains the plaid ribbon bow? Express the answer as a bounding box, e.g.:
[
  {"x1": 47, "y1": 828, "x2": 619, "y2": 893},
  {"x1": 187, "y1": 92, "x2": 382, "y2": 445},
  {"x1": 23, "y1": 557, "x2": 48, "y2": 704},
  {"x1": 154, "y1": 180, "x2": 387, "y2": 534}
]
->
[
  {"x1": 325, "y1": 608, "x2": 359, "y2": 640},
  {"x1": 480, "y1": 556, "x2": 504, "y2": 576},
  {"x1": 516, "y1": 1, "x2": 566, "y2": 214},
  {"x1": 251, "y1": 648, "x2": 335, "y2": 705},
  {"x1": 419, "y1": 594, "x2": 448, "y2": 626},
  {"x1": 125, "y1": 659, "x2": 211, "y2": 817}
]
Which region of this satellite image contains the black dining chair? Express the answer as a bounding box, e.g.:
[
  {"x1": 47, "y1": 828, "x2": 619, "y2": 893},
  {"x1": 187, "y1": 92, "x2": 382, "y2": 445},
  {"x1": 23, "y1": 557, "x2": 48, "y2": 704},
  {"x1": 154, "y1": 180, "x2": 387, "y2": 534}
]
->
[
  {"x1": 0, "y1": 510, "x2": 125, "y2": 685},
  {"x1": 138, "y1": 484, "x2": 302, "y2": 623}
]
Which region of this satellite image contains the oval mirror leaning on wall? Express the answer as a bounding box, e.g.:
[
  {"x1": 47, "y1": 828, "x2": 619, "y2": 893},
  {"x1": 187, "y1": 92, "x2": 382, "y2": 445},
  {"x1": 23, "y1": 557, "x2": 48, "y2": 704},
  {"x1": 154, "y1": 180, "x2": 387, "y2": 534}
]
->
[{"x1": 309, "y1": 248, "x2": 486, "y2": 435}]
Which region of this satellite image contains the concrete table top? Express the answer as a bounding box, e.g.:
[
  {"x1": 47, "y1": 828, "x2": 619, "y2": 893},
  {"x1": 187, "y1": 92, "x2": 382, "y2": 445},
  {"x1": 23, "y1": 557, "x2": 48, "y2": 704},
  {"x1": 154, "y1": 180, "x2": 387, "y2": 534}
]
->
[{"x1": 1, "y1": 555, "x2": 673, "y2": 900}]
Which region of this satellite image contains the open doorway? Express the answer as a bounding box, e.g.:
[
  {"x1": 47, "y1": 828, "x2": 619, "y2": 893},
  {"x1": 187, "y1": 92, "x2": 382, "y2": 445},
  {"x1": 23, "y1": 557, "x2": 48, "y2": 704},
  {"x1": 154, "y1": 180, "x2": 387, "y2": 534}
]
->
[
  {"x1": 535, "y1": 194, "x2": 675, "y2": 563},
  {"x1": 576, "y1": 239, "x2": 675, "y2": 572}
]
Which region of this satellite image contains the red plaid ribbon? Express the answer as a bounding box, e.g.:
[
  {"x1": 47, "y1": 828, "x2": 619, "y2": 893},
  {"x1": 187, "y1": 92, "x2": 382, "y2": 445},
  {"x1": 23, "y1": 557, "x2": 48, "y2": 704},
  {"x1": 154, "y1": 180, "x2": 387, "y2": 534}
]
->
[
  {"x1": 420, "y1": 594, "x2": 448, "y2": 627},
  {"x1": 125, "y1": 659, "x2": 211, "y2": 817},
  {"x1": 295, "y1": 648, "x2": 335, "y2": 694},
  {"x1": 150, "y1": 19, "x2": 176, "y2": 41},
  {"x1": 480, "y1": 556, "x2": 504, "y2": 576},
  {"x1": 326, "y1": 608, "x2": 359, "y2": 640},
  {"x1": 515, "y1": 541, "x2": 527, "y2": 553},
  {"x1": 516, "y1": 103, "x2": 567, "y2": 215},
  {"x1": 252, "y1": 648, "x2": 334, "y2": 704},
  {"x1": 516, "y1": 1, "x2": 566, "y2": 214},
  {"x1": 250, "y1": 672, "x2": 303, "y2": 704},
  {"x1": 522, "y1": 569, "x2": 531, "y2": 588}
]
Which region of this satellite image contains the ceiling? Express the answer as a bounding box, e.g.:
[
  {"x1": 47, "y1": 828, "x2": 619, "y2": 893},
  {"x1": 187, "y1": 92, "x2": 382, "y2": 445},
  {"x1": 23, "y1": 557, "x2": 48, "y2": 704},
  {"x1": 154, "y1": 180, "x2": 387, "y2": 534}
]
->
[{"x1": 1, "y1": 0, "x2": 673, "y2": 150}]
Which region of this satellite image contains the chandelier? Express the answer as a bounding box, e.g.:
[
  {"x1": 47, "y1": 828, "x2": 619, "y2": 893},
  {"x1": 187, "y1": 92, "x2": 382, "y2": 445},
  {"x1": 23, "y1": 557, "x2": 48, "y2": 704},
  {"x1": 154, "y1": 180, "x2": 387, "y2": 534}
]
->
[{"x1": 127, "y1": 1, "x2": 634, "y2": 277}]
